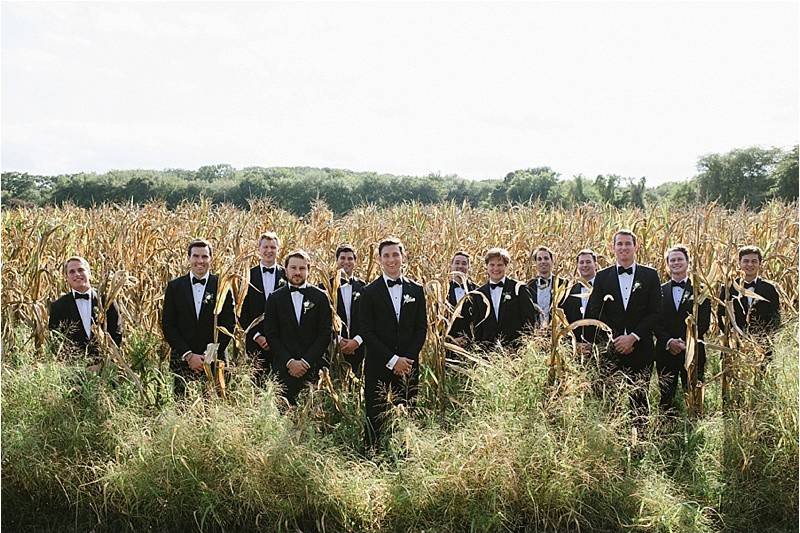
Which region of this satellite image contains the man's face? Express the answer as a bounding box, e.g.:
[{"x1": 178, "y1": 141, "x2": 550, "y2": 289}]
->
[
  {"x1": 286, "y1": 257, "x2": 309, "y2": 286},
  {"x1": 259, "y1": 238, "x2": 279, "y2": 266},
  {"x1": 739, "y1": 253, "x2": 761, "y2": 279},
  {"x1": 613, "y1": 234, "x2": 638, "y2": 265},
  {"x1": 576, "y1": 254, "x2": 597, "y2": 280},
  {"x1": 451, "y1": 254, "x2": 469, "y2": 276},
  {"x1": 65, "y1": 260, "x2": 91, "y2": 292},
  {"x1": 667, "y1": 251, "x2": 689, "y2": 279},
  {"x1": 534, "y1": 251, "x2": 553, "y2": 277},
  {"x1": 379, "y1": 244, "x2": 404, "y2": 279},
  {"x1": 487, "y1": 258, "x2": 508, "y2": 283},
  {"x1": 336, "y1": 251, "x2": 356, "y2": 277},
  {"x1": 189, "y1": 245, "x2": 211, "y2": 277}
]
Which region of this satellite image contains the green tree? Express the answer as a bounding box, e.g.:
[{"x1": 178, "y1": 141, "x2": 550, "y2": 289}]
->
[
  {"x1": 696, "y1": 146, "x2": 781, "y2": 207},
  {"x1": 770, "y1": 145, "x2": 799, "y2": 202}
]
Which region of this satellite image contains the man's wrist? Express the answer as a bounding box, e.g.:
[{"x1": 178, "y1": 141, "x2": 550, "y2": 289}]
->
[
  {"x1": 386, "y1": 354, "x2": 399, "y2": 370},
  {"x1": 353, "y1": 335, "x2": 363, "y2": 346},
  {"x1": 253, "y1": 332, "x2": 263, "y2": 341},
  {"x1": 631, "y1": 333, "x2": 640, "y2": 342},
  {"x1": 182, "y1": 351, "x2": 193, "y2": 361}
]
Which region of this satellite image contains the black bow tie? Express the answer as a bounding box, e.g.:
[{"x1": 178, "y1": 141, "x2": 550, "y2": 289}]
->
[
  {"x1": 340, "y1": 278, "x2": 350, "y2": 285},
  {"x1": 537, "y1": 277, "x2": 551, "y2": 288},
  {"x1": 671, "y1": 280, "x2": 686, "y2": 288},
  {"x1": 489, "y1": 282, "x2": 503, "y2": 290},
  {"x1": 289, "y1": 286, "x2": 307, "y2": 293},
  {"x1": 744, "y1": 281, "x2": 756, "y2": 289},
  {"x1": 262, "y1": 266, "x2": 275, "y2": 274},
  {"x1": 73, "y1": 292, "x2": 90, "y2": 300},
  {"x1": 617, "y1": 266, "x2": 633, "y2": 276},
  {"x1": 386, "y1": 278, "x2": 402, "y2": 288},
  {"x1": 192, "y1": 277, "x2": 206, "y2": 285}
]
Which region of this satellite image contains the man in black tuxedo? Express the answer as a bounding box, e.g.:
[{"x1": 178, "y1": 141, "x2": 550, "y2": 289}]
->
[
  {"x1": 585, "y1": 230, "x2": 661, "y2": 427},
  {"x1": 240, "y1": 232, "x2": 287, "y2": 381},
  {"x1": 358, "y1": 237, "x2": 427, "y2": 450},
  {"x1": 717, "y1": 245, "x2": 781, "y2": 361},
  {"x1": 262, "y1": 250, "x2": 333, "y2": 405},
  {"x1": 469, "y1": 248, "x2": 539, "y2": 348},
  {"x1": 526, "y1": 246, "x2": 569, "y2": 328},
  {"x1": 162, "y1": 239, "x2": 235, "y2": 395},
  {"x1": 655, "y1": 245, "x2": 711, "y2": 414},
  {"x1": 48, "y1": 256, "x2": 123, "y2": 369},
  {"x1": 559, "y1": 248, "x2": 598, "y2": 354},
  {"x1": 325, "y1": 244, "x2": 366, "y2": 374},
  {"x1": 446, "y1": 251, "x2": 477, "y2": 344}
]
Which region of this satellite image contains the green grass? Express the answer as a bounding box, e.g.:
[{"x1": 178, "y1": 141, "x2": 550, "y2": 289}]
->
[{"x1": 2, "y1": 325, "x2": 797, "y2": 532}]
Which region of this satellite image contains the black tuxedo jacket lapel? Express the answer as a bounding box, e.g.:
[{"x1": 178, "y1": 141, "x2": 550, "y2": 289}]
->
[
  {"x1": 251, "y1": 266, "x2": 266, "y2": 297},
  {"x1": 181, "y1": 275, "x2": 197, "y2": 323},
  {"x1": 479, "y1": 284, "x2": 499, "y2": 326},
  {"x1": 378, "y1": 279, "x2": 397, "y2": 322}
]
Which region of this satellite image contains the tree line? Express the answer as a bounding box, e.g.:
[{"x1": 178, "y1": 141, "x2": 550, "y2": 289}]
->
[{"x1": 2, "y1": 145, "x2": 796, "y2": 214}]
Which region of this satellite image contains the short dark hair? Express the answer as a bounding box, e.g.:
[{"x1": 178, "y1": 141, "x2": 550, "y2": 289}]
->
[
  {"x1": 665, "y1": 245, "x2": 690, "y2": 262},
  {"x1": 258, "y1": 232, "x2": 281, "y2": 248},
  {"x1": 378, "y1": 237, "x2": 404, "y2": 256},
  {"x1": 738, "y1": 245, "x2": 763, "y2": 261},
  {"x1": 284, "y1": 249, "x2": 311, "y2": 267},
  {"x1": 484, "y1": 247, "x2": 511, "y2": 265},
  {"x1": 532, "y1": 246, "x2": 553, "y2": 261},
  {"x1": 63, "y1": 256, "x2": 90, "y2": 276},
  {"x1": 451, "y1": 251, "x2": 470, "y2": 263},
  {"x1": 335, "y1": 244, "x2": 357, "y2": 260},
  {"x1": 575, "y1": 249, "x2": 597, "y2": 263},
  {"x1": 612, "y1": 229, "x2": 637, "y2": 245},
  {"x1": 188, "y1": 239, "x2": 212, "y2": 257}
]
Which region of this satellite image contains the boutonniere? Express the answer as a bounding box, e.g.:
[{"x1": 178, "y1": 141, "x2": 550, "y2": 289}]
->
[
  {"x1": 402, "y1": 294, "x2": 416, "y2": 304},
  {"x1": 353, "y1": 291, "x2": 361, "y2": 301},
  {"x1": 277, "y1": 278, "x2": 286, "y2": 287},
  {"x1": 503, "y1": 293, "x2": 512, "y2": 301},
  {"x1": 303, "y1": 300, "x2": 315, "y2": 313},
  {"x1": 203, "y1": 293, "x2": 214, "y2": 305},
  {"x1": 632, "y1": 281, "x2": 642, "y2": 293}
]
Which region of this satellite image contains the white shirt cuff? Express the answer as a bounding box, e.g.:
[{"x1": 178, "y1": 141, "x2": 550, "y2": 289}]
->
[
  {"x1": 182, "y1": 351, "x2": 193, "y2": 361},
  {"x1": 386, "y1": 355, "x2": 399, "y2": 370},
  {"x1": 354, "y1": 335, "x2": 363, "y2": 346},
  {"x1": 253, "y1": 332, "x2": 263, "y2": 341},
  {"x1": 631, "y1": 333, "x2": 640, "y2": 342}
]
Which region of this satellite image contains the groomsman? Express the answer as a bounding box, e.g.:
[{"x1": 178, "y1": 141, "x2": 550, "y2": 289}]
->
[
  {"x1": 470, "y1": 248, "x2": 539, "y2": 348},
  {"x1": 327, "y1": 244, "x2": 366, "y2": 373},
  {"x1": 559, "y1": 249, "x2": 598, "y2": 351},
  {"x1": 447, "y1": 251, "x2": 477, "y2": 344},
  {"x1": 526, "y1": 246, "x2": 569, "y2": 327},
  {"x1": 162, "y1": 239, "x2": 235, "y2": 395},
  {"x1": 585, "y1": 230, "x2": 661, "y2": 426},
  {"x1": 358, "y1": 238, "x2": 427, "y2": 450},
  {"x1": 717, "y1": 245, "x2": 781, "y2": 337},
  {"x1": 48, "y1": 256, "x2": 123, "y2": 368},
  {"x1": 241, "y1": 232, "x2": 287, "y2": 379},
  {"x1": 262, "y1": 250, "x2": 333, "y2": 405},
  {"x1": 654, "y1": 245, "x2": 711, "y2": 414}
]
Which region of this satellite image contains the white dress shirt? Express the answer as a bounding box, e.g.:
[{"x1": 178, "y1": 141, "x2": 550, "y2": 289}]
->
[
  {"x1": 260, "y1": 262, "x2": 278, "y2": 301},
  {"x1": 490, "y1": 277, "x2": 506, "y2": 321},
  {"x1": 72, "y1": 289, "x2": 93, "y2": 338},
  {"x1": 384, "y1": 274, "x2": 404, "y2": 370},
  {"x1": 191, "y1": 272, "x2": 210, "y2": 318},
  {"x1": 537, "y1": 277, "x2": 552, "y2": 322},
  {"x1": 616, "y1": 263, "x2": 636, "y2": 310},
  {"x1": 453, "y1": 285, "x2": 466, "y2": 303},
  {"x1": 290, "y1": 283, "x2": 307, "y2": 323},
  {"x1": 579, "y1": 277, "x2": 595, "y2": 317},
  {"x1": 672, "y1": 277, "x2": 688, "y2": 311}
]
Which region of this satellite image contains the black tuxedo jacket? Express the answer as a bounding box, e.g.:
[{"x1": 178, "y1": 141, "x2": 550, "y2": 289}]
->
[
  {"x1": 447, "y1": 279, "x2": 478, "y2": 339},
  {"x1": 655, "y1": 279, "x2": 711, "y2": 361},
  {"x1": 320, "y1": 276, "x2": 366, "y2": 339},
  {"x1": 717, "y1": 278, "x2": 781, "y2": 335},
  {"x1": 162, "y1": 274, "x2": 235, "y2": 370},
  {"x1": 240, "y1": 264, "x2": 287, "y2": 334},
  {"x1": 262, "y1": 284, "x2": 333, "y2": 370},
  {"x1": 358, "y1": 277, "x2": 427, "y2": 379},
  {"x1": 559, "y1": 281, "x2": 593, "y2": 342},
  {"x1": 470, "y1": 277, "x2": 538, "y2": 347},
  {"x1": 526, "y1": 275, "x2": 569, "y2": 324},
  {"x1": 585, "y1": 264, "x2": 661, "y2": 369},
  {"x1": 48, "y1": 289, "x2": 123, "y2": 353}
]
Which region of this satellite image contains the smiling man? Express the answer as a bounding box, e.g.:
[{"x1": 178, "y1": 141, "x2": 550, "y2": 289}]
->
[
  {"x1": 559, "y1": 248, "x2": 599, "y2": 352},
  {"x1": 48, "y1": 255, "x2": 123, "y2": 368},
  {"x1": 240, "y1": 232, "x2": 287, "y2": 382},
  {"x1": 162, "y1": 239, "x2": 235, "y2": 396},
  {"x1": 585, "y1": 229, "x2": 661, "y2": 429},
  {"x1": 262, "y1": 250, "x2": 332, "y2": 406},
  {"x1": 358, "y1": 237, "x2": 427, "y2": 451}
]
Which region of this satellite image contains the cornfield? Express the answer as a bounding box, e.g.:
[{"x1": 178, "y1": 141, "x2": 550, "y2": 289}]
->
[{"x1": 2, "y1": 200, "x2": 798, "y2": 532}]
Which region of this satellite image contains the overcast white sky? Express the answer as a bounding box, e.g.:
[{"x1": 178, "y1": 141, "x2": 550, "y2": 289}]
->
[{"x1": 2, "y1": 2, "x2": 797, "y2": 184}]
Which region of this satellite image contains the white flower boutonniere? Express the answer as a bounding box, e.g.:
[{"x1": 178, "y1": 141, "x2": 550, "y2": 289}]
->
[
  {"x1": 403, "y1": 294, "x2": 416, "y2": 304},
  {"x1": 303, "y1": 300, "x2": 315, "y2": 313},
  {"x1": 632, "y1": 281, "x2": 642, "y2": 293},
  {"x1": 353, "y1": 292, "x2": 361, "y2": 301},
  {"x1": 203, "y1": 293, "x2": 214, "y2": 305},
  {"x1": 503, "y1": 293, "x2": 512, "y2": 301}
]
